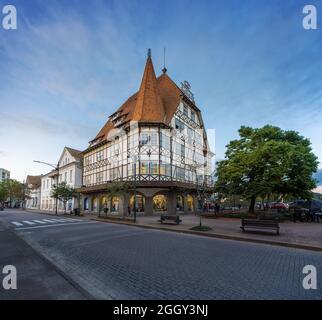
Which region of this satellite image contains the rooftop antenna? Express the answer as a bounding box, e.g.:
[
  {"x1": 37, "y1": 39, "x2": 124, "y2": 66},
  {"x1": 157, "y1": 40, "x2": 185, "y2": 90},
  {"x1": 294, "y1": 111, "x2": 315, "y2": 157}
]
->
[{"x1": 162, "y1": 47, "x2": 167, "y2": 74}]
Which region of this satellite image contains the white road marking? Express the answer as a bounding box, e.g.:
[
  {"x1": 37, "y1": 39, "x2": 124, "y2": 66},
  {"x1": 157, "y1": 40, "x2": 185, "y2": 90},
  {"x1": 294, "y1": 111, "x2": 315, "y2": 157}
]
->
[
  {"x1": 42, "y1": 219, "x2": 57, "y2": 223},
  {"x1": 12, "y1": 221, "x2": 24, "y2": 227},
  {"x1": 32, "y1": 220, "x2": 46, "y2": 224},
  {"x1": 51, "y1": 218, "x2": 79, "y2": 223},
  {"x1": 49, "y1": 219, "x2": 67, "y2": 223},
  {"x1": 22, "y1": 220, "x2": 36, "y2": 225},
  {"x1": 56, "y1": 218, "x2": 82, "y2": 222},
  {"x1": 15, "y1": 221, "x2": 97, "y2": 230}
]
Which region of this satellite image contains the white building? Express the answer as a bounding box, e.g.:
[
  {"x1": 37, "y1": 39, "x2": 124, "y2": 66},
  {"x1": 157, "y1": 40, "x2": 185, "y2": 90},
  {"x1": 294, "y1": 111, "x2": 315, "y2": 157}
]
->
[
  {"x1": 0, "y1": 168, "x2": 10, "y2": 182},
  {"x1": 25, "y1": 175, "x2": 41, "y2": 209},
  {"x1": 40, "y1": 147, "x2": 82, "y2": 212}
]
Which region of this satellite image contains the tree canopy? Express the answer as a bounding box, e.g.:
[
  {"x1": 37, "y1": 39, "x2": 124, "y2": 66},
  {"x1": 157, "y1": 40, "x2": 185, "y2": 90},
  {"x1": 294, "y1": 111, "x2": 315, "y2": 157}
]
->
[
  {"x1": 215, "y1": 125, "x2": 319, "y2": 212},
  {"x1": 0, "y1": 182, "x2": 8, "y2": 203},
  {"x1": 0, "y1": 179, "x2": 27, "y2": 206},
  {"x1": 106, "y1": 181, "x2": 131, "y2": 198},
  {"x1": 51, "y1": 182, "x2": 76, "y2": 213}
]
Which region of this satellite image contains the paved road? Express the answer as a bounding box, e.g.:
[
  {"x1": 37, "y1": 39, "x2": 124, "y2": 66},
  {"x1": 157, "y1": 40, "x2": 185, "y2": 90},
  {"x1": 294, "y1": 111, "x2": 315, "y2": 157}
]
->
[
  {"x1": 0, "y1": 210, "x2": 89, "y2": 300},
  {"x1": 1, "y1": 209, "x2": 322, "y2": 299}
]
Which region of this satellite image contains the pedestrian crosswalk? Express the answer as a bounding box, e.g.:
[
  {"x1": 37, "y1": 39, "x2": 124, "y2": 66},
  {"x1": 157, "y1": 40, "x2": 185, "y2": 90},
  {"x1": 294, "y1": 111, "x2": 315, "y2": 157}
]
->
[
  {"x1": 11, "y1": 218, "x2": 85, "y2": 229},
  {"x1": 22, "y1": 220, "x2": 36, "y2": 225},
  {"x1": 12, "y1": 221, "x2": 24, "y2": 227}
]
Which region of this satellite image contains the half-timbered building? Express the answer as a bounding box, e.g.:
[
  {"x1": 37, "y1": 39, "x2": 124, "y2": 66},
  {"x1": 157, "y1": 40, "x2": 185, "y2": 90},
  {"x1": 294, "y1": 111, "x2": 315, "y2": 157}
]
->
[{"x1": 79, "y1": 50, "x2": 214, "y2": 216}]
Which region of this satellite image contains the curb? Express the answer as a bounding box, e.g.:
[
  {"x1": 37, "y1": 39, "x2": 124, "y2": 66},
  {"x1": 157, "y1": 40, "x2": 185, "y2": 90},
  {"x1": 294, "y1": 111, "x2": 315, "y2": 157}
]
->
[
  {"x1": 92, "y1": 218, "x2": 322, "y2": 253},
  {"x1": 25, "y1": 209, "x2": 88, "y2": 219}
]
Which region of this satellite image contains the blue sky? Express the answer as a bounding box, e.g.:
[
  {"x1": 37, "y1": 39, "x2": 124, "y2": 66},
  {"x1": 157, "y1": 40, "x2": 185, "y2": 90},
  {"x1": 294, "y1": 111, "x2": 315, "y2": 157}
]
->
[{"x1": 0, "y1": 0, "x2": 321, "y2": 181}]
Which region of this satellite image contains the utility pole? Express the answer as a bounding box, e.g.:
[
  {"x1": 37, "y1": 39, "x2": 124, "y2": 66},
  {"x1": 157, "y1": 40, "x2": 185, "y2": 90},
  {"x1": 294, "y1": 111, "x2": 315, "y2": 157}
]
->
[
  {"x1": 22, "y1": 179, "x2": 26, "y2": 210},
  {"x1": 133, "y1": 155, "x2": 138, "y2": 223},
  {"x1": 33, "y1": 160, "x2": 60, "y2": 215}
]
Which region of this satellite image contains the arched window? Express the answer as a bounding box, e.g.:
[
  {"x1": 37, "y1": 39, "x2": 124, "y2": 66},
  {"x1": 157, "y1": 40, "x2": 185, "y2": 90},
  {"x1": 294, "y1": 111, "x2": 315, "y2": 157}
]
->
[
  {"x1": 176, "y1": 195, "x2": 184, "y2": 212},
  {"x1": 130, "y1": 194, "x2": 145, "y2": 213},
  {"x1": 187, "y1": 195, "x2": 194, "y2": 212},
  {"x1": 153, "y1": 195, "x2": 167, "y2": 212},
  {"x1": 111, "y1": 196, "x2": 120, "y2": 213},
  {"x1": 92, "y1": 198, "x2": 99, "y2": 212},
  {"x1": 84, "y1": 198, "x2": 89, "y2": 210},
  {"x1": 101, "y1": 197, "x2": 108, "y2": 208}
]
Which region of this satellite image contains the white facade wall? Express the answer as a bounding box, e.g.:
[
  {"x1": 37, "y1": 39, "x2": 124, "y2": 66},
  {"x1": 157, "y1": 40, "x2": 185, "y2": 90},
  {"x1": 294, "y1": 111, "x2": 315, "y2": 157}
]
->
[
  {"x1": 40, "y1": 148, "x2": 82, "y2": 212},
  {"x1": 26, "y1": 187, "x2": 41, "y2": 209},
  {"x1": 0, "y1": 168, "x2": 10, "y2": 182},
  {"x1": 40, "y1": 172, "x2": 55, "y2": 211}
]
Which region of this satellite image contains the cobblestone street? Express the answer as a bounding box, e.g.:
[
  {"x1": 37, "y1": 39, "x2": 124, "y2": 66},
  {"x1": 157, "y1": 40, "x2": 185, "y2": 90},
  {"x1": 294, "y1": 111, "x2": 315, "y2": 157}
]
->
[{"x1": 5, "y1": 210, "x2": 322, "y2": 300}]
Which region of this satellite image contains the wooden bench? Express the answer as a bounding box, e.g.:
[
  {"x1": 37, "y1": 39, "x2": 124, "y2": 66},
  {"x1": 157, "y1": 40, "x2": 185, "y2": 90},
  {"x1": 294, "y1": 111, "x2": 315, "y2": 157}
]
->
[
  {"x1": 72, "y1": 208, "x2": 80, "y2": 216},
  {"x1": 160, "y1": 214, "x2": 182, "y2": 225},
  {"x1": 240, "y1": 218, "x2": 280, "y2": 235}
]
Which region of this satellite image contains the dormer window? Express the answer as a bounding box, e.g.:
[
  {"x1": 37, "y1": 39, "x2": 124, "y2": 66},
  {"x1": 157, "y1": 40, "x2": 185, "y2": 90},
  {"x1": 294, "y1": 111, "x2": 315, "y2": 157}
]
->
[
  {"x1": 112, "y1": 116, "x2": 121, "y2": 125},
  {"x1": 110, "y1": 111, "x2": 121, "y2": 121}
]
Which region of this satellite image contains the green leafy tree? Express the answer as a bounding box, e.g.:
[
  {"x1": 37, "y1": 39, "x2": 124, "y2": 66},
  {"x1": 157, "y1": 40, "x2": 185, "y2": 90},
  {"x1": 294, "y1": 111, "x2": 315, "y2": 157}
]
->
[
  {"x1": 0, "y1": 179, "x2": 26, "y2": 207},
  {"x1": 51, "y1": 182, "x2": 76, "y2": 214},
  {"x1": 106, "y1": 181, "x2": 131, "y2": 198},
  {"x1": 0, "y1": 181, "x2": 9, "y2": 205},
  {"x1": 215, "y1": 125, "x2": 319, "y2": 213}
]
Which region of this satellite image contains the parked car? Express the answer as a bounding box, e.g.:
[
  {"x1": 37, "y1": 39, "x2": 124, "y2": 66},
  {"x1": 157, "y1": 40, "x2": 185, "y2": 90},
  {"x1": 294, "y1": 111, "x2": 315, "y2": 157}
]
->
[
  {"x1": 289, "y1": 199, "x2": 322, "y2": 213},
  {"x1": 268, "y1": 202, "x2": 289, "y2": 211},
  {"x1": 289, "y1": 200, "x2": 322, "y2": 222},
  {"x1": 303, "y1": 200, "x2": 322, "y2": 214},
  {"x1": 289, "y1": 200, "x2": 306, "y2": 212}
]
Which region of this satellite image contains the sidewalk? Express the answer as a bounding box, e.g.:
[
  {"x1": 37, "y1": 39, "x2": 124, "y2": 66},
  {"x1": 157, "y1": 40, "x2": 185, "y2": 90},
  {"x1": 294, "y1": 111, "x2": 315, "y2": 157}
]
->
[{"x1": 94, "y1": 214, "x2": 322, "y2": 252}]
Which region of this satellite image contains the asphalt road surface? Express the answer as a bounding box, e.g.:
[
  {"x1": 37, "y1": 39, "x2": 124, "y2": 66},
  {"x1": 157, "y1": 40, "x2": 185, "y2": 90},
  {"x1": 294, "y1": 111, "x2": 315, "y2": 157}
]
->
[{"x1": 1, "y1": 209, "x2": 322, "y2": 299}]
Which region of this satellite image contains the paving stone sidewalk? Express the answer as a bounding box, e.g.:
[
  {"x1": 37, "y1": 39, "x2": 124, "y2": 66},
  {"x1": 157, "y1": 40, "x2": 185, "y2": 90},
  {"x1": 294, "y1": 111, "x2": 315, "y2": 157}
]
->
[{"x1": 95, "y1": 214, "x2": 322, "y2": 251}]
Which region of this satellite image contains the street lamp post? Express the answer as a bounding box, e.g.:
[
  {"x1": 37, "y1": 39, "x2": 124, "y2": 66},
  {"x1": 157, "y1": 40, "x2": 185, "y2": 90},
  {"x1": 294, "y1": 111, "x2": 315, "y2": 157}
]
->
[
  {"x1": 132, "y1": 155, "x2": 138, "y2": 223},
  {"x1": 128, "y1": 154, "x2": 138, "y2": 223},
  {"x1": 194, "y1": 161, "x2": 208, "y2": 227},
  {"x1": 134, "y1": 162, "x2": 137, "y2": 223},
  {"x1": 33, "y1": 160, "x2": 59, "y2": 215},
  {"x1": 197, "y1": 177, "x2": 205, "y2": 227}
]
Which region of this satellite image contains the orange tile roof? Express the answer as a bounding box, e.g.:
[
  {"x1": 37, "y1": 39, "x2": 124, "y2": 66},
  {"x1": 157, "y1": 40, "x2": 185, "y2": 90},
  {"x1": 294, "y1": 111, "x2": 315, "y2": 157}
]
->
[
  {"x1": 26, "y1": 175, "x2": 41, "y2": 188},
  {"x1": 132, "y1": 56, "x2": 166, "y2": 122},
  {"x1": 91, "y1": 54, "x2": 183, "y2": 144},
  {"x1": 65, "y1": 147, "x2": 82, "y2": 160}
]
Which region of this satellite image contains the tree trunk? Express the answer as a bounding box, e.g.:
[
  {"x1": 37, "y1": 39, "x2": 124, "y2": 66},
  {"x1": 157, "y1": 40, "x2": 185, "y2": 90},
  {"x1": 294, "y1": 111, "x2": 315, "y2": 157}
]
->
[{"x1": 248, "y1": 196, "x2": 256, "y2": 214}]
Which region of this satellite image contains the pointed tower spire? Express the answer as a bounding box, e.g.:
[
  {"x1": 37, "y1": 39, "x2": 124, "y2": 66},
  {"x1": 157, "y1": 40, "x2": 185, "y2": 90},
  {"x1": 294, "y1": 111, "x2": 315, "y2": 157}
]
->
[
  {"x1": 162, "y1": 47, "x2": 167, "y2": 74},
  {"x1": 132, "y1": 49, "x2": 166, "y2": 122}
]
